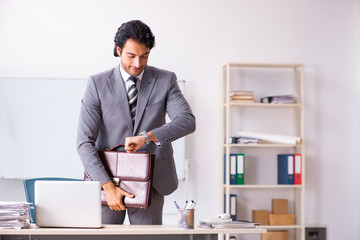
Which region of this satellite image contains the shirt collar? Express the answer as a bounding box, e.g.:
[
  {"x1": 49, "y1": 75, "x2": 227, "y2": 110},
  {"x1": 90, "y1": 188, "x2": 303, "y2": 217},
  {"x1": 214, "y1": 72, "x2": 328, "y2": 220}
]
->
[{"x1": 119, "y1": 64, "x2": 144, "y2": 83}]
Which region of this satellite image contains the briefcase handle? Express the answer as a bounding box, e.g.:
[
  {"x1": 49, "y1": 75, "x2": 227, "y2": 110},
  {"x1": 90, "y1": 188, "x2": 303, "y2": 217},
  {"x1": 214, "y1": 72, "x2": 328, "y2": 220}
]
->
[
  {"x1": 104, "y1": 144, "x2": 150, "y2": 153},
  {"x1": 105, "y1": 143, "x2": 125, "y2": 151}
]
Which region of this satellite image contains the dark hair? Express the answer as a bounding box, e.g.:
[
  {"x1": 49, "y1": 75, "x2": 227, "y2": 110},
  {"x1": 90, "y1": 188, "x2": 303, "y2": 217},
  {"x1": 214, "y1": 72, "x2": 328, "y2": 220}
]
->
[{"x1": 113, "y1": 20, "x2": 155, "y2": 57}]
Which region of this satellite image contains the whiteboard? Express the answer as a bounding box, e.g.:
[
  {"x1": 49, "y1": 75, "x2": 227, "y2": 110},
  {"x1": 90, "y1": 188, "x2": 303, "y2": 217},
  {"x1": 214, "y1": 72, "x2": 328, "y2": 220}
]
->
[{"x1": 0, "y1": 78, "x2": 186, "y2": 179}]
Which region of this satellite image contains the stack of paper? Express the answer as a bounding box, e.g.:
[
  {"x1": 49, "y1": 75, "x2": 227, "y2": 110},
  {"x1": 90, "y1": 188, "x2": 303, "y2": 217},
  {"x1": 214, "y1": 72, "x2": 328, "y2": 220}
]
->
[
  {"x1": 0, "y1": 202, "x2": 31, "y2": 229},
  {"x1": 238, "y1": 131, "x2": 301, "y2": 145},
  {"x1": 260, "y1": 94, "x2": 296, "y2": 104},
  {"x1": 198, "y1": 219, "x2": 259, "y2": 229},
  {"x1": 229, "y1": 136, "x2": 261, "y2": 144}
]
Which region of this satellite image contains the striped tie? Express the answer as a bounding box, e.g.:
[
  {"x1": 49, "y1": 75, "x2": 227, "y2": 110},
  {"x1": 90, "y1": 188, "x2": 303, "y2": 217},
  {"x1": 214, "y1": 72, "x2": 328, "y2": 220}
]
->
[{"x1": 127, "y1": 76, "x2": 138, "y2": 124}]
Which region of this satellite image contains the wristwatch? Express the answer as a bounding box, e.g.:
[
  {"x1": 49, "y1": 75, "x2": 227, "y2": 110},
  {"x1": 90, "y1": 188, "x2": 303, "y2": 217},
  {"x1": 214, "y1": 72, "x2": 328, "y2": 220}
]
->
[{"x1": 140, "y1": 131, "x2": 150, "y2": 144}]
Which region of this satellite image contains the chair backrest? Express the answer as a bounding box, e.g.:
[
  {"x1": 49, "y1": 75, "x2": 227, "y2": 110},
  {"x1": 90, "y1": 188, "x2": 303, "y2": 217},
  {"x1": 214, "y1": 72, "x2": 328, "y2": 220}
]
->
[{"x1": 23, "y1": 177, "x2": 81, "y2": 223}]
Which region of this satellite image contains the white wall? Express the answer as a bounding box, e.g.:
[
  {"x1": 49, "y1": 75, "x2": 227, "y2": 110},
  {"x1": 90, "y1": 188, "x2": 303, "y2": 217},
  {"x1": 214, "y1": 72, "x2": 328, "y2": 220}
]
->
[{"x1": 0, "y1": 0, "x2": 359, "y2": 239}]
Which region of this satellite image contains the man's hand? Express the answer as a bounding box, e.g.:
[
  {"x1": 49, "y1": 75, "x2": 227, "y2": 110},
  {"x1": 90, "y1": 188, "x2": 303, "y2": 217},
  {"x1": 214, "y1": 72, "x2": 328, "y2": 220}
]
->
[
  {"x1": 102, "y1": 181, "x2": 134, "y2": 211},
  {"x1": 125, "y1": 131, "x2": 159, "y2": 153},
  {"x1": 125, "y1": 135, "x2": 145, "y2": 153}
]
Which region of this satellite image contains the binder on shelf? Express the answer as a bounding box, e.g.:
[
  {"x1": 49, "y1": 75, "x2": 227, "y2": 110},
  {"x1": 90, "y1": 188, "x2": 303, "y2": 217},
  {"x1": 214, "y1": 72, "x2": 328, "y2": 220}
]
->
[
  {"x1": 223, "y1": 154, "x2": 237, "y2": 184},
  {"x1": 223, "y1": 194, "x2": 238, "y2": 221},
  {"x1": 230, "y1": 154, "x2": 237, "y2": 184},
  {"x1": 294, "y1": 153, "x2": 302, "y2": 185},
  {"x1": 277, "y1": 154, "x2": 294, "y2": 184},
  {"x1": 236, "y1": 153, "x2": 245, "y2": 185},
  {"x1": 223, "y1": 155, "x2": 226, "y2": 184},
  {"x1": 230, "y1": 194, "x2": 237, "y2": 221}
]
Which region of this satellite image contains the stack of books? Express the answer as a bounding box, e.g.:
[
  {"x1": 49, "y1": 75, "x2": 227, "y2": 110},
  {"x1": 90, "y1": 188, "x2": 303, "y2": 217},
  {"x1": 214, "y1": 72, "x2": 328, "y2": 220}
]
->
[
  {"x1": 0, "y1": 202, "x2": 31, "y2": 229},
  {"x1": 229, "y1": 91, "x2": 254, "y2": 103}
]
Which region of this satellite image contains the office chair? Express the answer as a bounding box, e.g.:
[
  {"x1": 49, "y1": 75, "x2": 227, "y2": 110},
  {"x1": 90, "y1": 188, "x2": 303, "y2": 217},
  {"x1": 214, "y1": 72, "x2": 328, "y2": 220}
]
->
[{"x1": 23, "y1": 177, "x2": 81, "y2": 223}]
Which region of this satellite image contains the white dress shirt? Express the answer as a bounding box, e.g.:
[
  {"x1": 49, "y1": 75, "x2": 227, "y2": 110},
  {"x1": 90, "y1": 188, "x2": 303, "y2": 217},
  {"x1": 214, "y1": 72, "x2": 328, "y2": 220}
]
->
[{"x1": 119, "y1": 64, "x2": 144, "y2": 91}]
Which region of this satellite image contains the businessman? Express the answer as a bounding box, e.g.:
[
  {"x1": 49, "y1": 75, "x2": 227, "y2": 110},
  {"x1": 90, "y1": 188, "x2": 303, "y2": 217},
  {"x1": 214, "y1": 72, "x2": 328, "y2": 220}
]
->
[{"x1": 76, "y1": 20, "x2": 196, "y2": 225}]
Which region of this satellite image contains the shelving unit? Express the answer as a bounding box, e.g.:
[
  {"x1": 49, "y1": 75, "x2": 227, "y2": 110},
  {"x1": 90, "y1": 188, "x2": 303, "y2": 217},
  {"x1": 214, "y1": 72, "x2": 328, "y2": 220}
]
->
[{"x1": 222, "y1": 63, "x2": 305, "y2": 240}]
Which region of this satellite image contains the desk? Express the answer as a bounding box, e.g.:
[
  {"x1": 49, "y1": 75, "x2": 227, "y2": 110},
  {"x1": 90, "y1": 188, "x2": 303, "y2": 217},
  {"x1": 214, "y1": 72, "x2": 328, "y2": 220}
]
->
[{"x1": 0, "y1": 224, "x2": 266, "y2": 240}]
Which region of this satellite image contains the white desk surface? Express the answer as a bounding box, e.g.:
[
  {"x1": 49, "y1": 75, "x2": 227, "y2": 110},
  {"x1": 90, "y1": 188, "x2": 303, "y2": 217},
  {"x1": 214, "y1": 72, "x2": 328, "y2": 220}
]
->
[{"x1": 0, "y1": 224, "x2": 266, "y2": 235}]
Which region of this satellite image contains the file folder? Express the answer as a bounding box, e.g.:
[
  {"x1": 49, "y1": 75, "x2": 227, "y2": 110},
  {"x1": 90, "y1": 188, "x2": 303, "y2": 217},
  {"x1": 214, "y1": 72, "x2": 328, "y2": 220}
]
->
[
  {"x1": 223, "y1": 154, "x2": 237, "y2": 184},
  {"x1": 277, "y1": 154, "x2": 294, "y2": 184},
  {"x1": 230, "y1": 194, "x2": 237, "y2": 221},
  {"x1": 230, "y1": 154, "x2": 237, "y2": 184},
  {"x1": 223, "y1": 194, "x2": 237, "y2": 221},
  {"x1": 236, "y1": 154, "x2": 245, "y2": 185},
  {"x1": 294, "y1": 153, "x2": 302, "y2": 185}
]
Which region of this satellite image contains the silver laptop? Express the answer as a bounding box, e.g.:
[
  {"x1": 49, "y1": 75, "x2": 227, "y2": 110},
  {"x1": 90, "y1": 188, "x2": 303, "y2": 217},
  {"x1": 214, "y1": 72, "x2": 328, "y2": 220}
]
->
[{"x1": 35, "y1": 181, "x2": 102, "y2": 228}]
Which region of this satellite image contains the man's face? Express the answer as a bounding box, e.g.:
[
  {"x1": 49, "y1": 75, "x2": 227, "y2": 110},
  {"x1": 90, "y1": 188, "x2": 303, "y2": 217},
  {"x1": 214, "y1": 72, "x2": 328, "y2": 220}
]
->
[{"x1": 117, "y1": 38, "x2": 150, "y2": 77}]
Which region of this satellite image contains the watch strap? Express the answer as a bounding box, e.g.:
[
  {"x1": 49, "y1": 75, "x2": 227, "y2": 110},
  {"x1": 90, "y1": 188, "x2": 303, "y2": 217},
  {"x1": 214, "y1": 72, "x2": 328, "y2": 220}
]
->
[{"x1": 140, "y1": 131, "x2": 150, "y2": 144}]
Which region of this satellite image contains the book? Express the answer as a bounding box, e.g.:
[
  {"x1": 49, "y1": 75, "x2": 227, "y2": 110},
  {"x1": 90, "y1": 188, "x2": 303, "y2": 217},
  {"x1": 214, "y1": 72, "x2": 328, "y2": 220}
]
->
[
  {"x1": 277, "y1": 154, "x2": 294, "y2": 184},
  {"x1": 229, "y1": 91, "x2": 254, "y2": 97},
  {"x1": 230, "y1": 99, "x2": 255, "y2": 103},
  {"x1": 229, "y1": 91, "x2": 255, "y2": 103},
  {"x1": 231, "y1": 95, "x2": 254, "y2": 100}
]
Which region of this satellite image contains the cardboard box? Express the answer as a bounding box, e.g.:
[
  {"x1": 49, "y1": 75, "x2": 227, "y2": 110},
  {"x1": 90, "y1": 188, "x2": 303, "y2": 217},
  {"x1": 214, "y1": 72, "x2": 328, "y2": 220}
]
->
[
  {"x1": 269, "y1": 214, "x2": 295, "y2": 225},
  {"x1": 272, "y1": 199, "x2": 288, "y2": 214},
  {"x1": 261, "y1": 231, "x2": 289, "y2": 240},
  {"x1": 252, "y1": 210, "x2": 269, "y2": 225}
]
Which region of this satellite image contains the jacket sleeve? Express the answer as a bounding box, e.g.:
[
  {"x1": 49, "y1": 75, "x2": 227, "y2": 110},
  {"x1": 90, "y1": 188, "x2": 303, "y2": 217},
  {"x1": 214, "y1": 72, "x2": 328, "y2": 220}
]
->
[
  {"x1": 151, "y1": 73, "x2": 196, "y2": 145},
  {"x1": 76, "y1": 76, "x2": 111, "y2": 185}
]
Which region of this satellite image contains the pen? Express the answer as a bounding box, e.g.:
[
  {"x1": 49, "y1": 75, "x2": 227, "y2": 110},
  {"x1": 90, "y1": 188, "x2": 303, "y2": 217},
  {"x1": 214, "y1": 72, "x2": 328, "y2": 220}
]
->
[
  {"x1": 184, "y1": 200, "x2": 188, "y2": 209},
  {"x1": 185, "y1": 201, "x2": 193, "y2": 209},
  {"x1": 174, "y1": 201, "x2": 181, "y2": 210},
  {"x1": 189, "y1": 200, "x2": 197, "y2": 209}
]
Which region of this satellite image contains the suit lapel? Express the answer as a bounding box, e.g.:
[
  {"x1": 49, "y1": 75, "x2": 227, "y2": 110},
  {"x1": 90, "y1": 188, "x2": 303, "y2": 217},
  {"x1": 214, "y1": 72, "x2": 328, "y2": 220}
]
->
[
  {"x1": 134, "y1": 66, "x2": 156, "y2": 133},
  {"x1": 107, "y1": 65, "x2": 134, "y2": 133}
]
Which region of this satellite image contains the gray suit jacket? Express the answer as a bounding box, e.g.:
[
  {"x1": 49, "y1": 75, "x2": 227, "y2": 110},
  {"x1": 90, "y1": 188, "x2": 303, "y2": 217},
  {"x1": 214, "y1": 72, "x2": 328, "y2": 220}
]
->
[{"x1": 76, "y1": 65, "x2": 196, "y2": 195}]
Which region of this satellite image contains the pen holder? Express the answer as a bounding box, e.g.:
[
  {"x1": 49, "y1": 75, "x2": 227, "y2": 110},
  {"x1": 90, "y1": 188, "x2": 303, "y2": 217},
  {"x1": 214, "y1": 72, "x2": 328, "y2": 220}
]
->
[{"x1": 177, "y1": 209, "x2": 195, "y2": 229}]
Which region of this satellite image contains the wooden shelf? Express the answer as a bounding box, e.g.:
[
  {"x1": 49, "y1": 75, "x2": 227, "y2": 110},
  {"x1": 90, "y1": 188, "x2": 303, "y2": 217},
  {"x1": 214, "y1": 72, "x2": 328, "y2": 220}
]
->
[
  {"x1": 0, "y1": 224, "x2": 267, "y2": 235},
  {"x1": 224, "y1": 103, "x2": 303, "y2": 108},
  {"x1": 224, "y1": 143, "x2": 301, "y2": 148},
  {"x1": 223, "y1": 184, "x2": 304, "y2": 189},
  {"x1": 256, "y1": 225, "x2": 303, "y2": 230},
  {"x1": 222, "y1": 62, "x2": 306, "y2": 240},
  {"x1": 223, "y1": 63, "x2": 304, "y2": 68}
]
